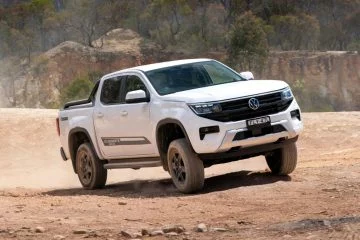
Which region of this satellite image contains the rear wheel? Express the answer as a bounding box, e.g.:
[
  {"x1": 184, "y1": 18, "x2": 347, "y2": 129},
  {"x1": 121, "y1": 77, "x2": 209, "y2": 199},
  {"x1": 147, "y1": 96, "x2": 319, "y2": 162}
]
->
[
  {"x1": 167, "y1": 139, "x2": 204, "y2": 193},
  {"x1": 266, "y1": 142, "x2": 297, "y2": 175},
  {"x1": 76, "y1": 143, "x2": 107, "y2": 189}
]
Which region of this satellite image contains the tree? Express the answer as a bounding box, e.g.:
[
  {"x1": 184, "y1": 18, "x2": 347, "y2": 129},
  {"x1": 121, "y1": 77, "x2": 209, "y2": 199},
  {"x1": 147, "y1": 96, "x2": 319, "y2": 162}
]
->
[
  {"x1": 269, "y1": 13, "x2": 320, "y2": 50},
  {"x1": 61, "y1": 0, "x2": 113, "y2": 47},
  {"x1": 25, "y1": 0, "x2": 55, "y2": 51},
  {"x1": 227, "y1": 11, "x2": 269, "y2": 72},
  {"x1": 145, "y1": 0, "x2": 192, "y2": 47}
]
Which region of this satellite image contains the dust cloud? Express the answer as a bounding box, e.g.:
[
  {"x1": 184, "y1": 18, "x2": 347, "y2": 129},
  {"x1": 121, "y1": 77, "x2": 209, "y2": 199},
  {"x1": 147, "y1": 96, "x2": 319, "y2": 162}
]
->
[{"x1": 0, "y1": 108, "x2": 268, "y2": 189}]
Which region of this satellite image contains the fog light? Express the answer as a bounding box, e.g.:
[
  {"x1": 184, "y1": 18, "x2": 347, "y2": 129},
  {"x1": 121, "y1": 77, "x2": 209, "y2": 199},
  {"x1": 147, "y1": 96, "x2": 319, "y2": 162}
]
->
[
  {"x1": 199, "y1": 126, "x2": 220, "y2": 140},
  {"x1": 290, "y1": 109, "x2": 301, "y2": 121}
]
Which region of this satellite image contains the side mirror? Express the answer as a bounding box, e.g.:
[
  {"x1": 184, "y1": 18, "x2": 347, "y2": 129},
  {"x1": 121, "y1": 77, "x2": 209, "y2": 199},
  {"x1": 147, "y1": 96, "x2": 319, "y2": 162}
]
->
[
  {"x1": 125, "y1": 90, "x2": 150, "y2": 104},
  {"x1": 239, "y1": 71, "x2": 254, "y2": 80}
]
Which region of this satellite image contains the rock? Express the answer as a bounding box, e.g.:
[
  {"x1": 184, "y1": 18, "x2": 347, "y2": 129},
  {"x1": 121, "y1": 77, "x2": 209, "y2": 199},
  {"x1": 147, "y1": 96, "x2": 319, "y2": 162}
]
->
[
  {"x1": 85, "y1": 231, "x2": 98, "y2": 238},
  {"x1": 196, "y1": 223, "x2": 207, "y2": 232},
  {"x1": 53, "y1": 235, "x2": 66, "y2": 239},
  {"x1": 237, "y1": 220, "x2": 252, "y2": 225},
  {"x1": 212, "y1": 227, "x2": 228, "y2": 232},
  {"x1": 323, "y1": 220, "x2": 331, "y2": 227},
  {"x1": 124, "y1": 218, "x2": 141, "y2": 222},
  {"x1": 166, "y1": 232, "x2": 179, "y2": 237},
  {"x1": 163, "y1": 225, "x2": 185, "y2": 234},
  {"x1": 35, "y1": 226, "x2": 45, "y2": 233},
  {"x1": 141, "y1": 229, "x2": 149, "y2": 236},
  {"x1": 118, "y1": 201, "x2": 127, "y2": 205},
  {"x1": 120, "y1": 230, "x2": 133, "y2": 238},
  {"x1": 120, "y1": 230, "x2": 141, "y2": 238},
  {"x1": 133, "y1": 232, "x2": 142, "y2": 238},
  {"x1": 9, "y1": 193, "x2": 19, "y2": 197},
  {"x1": 73, "y1": 229, "x2": 88, "y2": 234},
  {"x1": 322, "y1": 188, "x2": 338, "y2": 192},
  {"x1": 283, "y1": 234, "x2": 292, "y2": 238},
  {"x1": 150, "y1": 230, "x2": 164, "y2": 236}
]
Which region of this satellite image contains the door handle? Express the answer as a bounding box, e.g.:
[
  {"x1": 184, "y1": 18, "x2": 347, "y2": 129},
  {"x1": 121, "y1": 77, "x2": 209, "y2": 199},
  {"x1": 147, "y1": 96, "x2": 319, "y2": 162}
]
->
[
  {"x1": 121, "y1": 111, "x2": 128, "y2": 116},
  {"x1": 96, "y1": 112, "x2": 104, "y2": 118}
]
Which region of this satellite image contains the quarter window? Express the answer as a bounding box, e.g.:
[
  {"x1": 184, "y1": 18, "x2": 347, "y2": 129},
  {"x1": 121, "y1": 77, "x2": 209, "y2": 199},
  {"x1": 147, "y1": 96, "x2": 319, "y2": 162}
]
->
[{"x1": 100, "y1": 77, "x2": 122, "y2": 104}]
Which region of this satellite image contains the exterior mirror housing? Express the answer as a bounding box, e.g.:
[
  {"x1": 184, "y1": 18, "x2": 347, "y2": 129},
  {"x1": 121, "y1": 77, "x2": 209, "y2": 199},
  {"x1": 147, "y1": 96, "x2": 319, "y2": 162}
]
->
[
  {"x1": 239, "y1": 71, "x2": 254, "y2": 80},
  {"x1": 125, "y1": 90, "x2": 150, "y2": 104}
]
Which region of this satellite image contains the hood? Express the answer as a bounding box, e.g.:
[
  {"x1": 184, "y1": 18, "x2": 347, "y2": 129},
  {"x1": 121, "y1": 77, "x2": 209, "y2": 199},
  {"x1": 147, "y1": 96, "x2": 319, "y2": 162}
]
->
[{"x1": 161, "y1": 80, "x2": 288, "y2": 103}]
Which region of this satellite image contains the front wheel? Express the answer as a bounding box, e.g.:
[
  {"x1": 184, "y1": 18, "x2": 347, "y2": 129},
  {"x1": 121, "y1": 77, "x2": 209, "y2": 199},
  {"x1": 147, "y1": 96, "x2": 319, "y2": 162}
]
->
[
  {"x1": 76, "y1": 143, "x2": 107, "y2": 189},
  {"x1": 266, "y1": 142, "x2": 297, "y2": 175},
  {"x1": 167, "y1": 139, "x2": 204, "y2": 193}
]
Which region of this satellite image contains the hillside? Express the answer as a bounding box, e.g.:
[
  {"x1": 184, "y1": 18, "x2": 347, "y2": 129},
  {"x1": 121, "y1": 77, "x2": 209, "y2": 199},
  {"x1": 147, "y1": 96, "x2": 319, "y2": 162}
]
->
[
  {"x1": 0, "y1": 28, "x2": 358, "y2": 110},
  {"x1": 0, "y1": 109, "x2": 359, "y2": 239}
]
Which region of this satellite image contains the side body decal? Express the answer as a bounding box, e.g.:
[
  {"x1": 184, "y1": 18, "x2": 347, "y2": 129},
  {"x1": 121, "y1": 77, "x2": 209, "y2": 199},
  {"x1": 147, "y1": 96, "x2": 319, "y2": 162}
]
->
[{"x1": 102, "y1": 137, "x2": 151, "y2": 146}]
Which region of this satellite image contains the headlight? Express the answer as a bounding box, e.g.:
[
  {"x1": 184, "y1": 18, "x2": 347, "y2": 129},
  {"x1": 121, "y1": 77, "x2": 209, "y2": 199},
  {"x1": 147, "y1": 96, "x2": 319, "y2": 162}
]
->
[
  {"x1": 281, "y1": 87, "x2": 293, "y2": 100},
  {"x1": 189, "y1": 102, "x2": 222, "y2": 115}
]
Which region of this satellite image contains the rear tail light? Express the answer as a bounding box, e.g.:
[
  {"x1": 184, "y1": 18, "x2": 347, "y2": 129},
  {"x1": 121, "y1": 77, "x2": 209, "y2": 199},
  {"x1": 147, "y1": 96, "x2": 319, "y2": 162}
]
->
[{"x1": 56, "y1": 117, "x2": 60, "y2": 136}]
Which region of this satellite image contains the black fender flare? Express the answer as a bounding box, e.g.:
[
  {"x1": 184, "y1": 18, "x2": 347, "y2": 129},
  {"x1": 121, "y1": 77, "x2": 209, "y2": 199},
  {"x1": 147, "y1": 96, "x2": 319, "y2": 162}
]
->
[
  {"x1": 68, "y1": 127, "x2": 100, "y2": 173},
  {"x1": 155, "y1": 118, "x2": 195, "y2": 170}
]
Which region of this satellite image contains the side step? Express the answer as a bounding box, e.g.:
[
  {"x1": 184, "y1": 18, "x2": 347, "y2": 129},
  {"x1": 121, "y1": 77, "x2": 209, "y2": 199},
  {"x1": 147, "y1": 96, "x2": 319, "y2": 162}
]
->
[{"x1": 103, "y1": 157, "x2": 162, "y2": 169}]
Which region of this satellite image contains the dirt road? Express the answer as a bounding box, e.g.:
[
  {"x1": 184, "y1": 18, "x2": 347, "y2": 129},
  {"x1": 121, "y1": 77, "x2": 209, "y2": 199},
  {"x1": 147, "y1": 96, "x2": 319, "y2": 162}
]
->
[{"x1": 0, "y1": 108, "x2": 359, "y2": 239}]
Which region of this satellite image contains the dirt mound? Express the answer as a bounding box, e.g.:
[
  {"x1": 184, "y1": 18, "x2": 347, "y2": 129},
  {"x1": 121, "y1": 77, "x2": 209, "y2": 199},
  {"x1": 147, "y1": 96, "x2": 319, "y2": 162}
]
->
[
  {"x1": 92, "y1": 28, "x2": 143, "y2": 54},
  {"x1": 0, "y1": 28, "x2": 153, "y2": 108}
]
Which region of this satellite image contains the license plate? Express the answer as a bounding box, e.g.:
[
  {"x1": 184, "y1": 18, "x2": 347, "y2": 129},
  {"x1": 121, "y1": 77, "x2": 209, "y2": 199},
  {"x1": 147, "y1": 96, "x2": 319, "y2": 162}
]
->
[{"x1": 246, "y1": 116, "x2": 271, "y2": 129}]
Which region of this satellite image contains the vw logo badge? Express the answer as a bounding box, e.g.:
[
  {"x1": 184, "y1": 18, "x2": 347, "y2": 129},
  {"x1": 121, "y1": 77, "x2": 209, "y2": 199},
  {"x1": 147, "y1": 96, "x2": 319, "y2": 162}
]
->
[{"x1": 248, "y1": 98, "x2": 260, "y2": 110}]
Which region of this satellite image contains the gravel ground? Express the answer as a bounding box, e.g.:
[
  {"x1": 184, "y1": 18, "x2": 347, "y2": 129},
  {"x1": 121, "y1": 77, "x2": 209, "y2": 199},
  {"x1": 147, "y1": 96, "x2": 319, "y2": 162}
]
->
[{"x1": 0, "y1": 109, "x2": 359, "y2": 239}]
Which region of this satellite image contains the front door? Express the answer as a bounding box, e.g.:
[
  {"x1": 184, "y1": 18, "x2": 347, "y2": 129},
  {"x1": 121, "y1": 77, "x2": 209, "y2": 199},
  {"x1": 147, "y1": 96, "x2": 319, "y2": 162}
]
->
[{"x1": 93, "y1": 74, "x2": 155, "y2": 159}]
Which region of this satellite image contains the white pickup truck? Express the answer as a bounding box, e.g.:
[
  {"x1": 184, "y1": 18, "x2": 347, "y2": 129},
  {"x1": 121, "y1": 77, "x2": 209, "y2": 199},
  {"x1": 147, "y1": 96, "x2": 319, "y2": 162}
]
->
[{"x1": 57, "y1": 59, "x2": 303, "y2": 193}]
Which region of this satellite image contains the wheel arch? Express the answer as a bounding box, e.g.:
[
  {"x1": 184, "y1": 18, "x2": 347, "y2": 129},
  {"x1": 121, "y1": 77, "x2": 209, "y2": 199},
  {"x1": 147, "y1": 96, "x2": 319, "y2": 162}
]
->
[
  {"x1": 68, "y1": 127, "x2": 100, "y2": 173},
  {"x1": 156, "y1": 118, "x2": 194, "y2": 171}
]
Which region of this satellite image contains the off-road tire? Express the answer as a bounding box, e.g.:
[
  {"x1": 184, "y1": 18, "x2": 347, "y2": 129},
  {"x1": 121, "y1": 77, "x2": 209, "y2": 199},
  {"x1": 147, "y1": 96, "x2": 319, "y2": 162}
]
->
[
  {"x1": 167, "y1": 139, "x2": 204, "y2": 193},
  {"x1": 266, "y1": 142, "x2": 297, "y2": 175},
  {"x1": 76, "y1": 143, "x2": 107, "y2": 189}
]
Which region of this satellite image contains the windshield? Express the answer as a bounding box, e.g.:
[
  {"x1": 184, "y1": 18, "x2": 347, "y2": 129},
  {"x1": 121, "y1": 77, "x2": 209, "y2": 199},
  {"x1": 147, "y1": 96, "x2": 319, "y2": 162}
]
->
[{"x1": 145, "y1": 60, "x2": 245, "y2": 95}]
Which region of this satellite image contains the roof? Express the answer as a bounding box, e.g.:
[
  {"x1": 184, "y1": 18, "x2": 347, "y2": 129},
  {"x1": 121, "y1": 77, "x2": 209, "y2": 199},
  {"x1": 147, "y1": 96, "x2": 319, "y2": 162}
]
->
[
  {"x1": 130, "y1": 58, "x2": 212, "y2": 72},
  {"x1": 102, "y1": 58, "x2": 212, "y2": 79}
]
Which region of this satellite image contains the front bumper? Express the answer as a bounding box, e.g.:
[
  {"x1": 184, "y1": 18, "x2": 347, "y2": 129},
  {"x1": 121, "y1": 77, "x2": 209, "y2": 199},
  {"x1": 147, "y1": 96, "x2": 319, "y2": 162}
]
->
[
  {"x1": 199, "y1": 136, "x2": 298, "y2": 166},
  {"x1": 186, "y1": 99, "x2": 303, "y2": 154},
  {"x1": 218, "y1": 117, "x2": 302, "y2": 152}
]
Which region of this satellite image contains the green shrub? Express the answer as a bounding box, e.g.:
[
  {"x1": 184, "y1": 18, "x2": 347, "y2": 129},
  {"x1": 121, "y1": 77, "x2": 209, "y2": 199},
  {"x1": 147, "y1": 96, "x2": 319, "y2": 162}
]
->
[
  {"x1": 227, "y1": 11, "x2": 270, "y2": 73},
  {"x1": 60, "y1": 75, "x2": 95, "y2": 106}
]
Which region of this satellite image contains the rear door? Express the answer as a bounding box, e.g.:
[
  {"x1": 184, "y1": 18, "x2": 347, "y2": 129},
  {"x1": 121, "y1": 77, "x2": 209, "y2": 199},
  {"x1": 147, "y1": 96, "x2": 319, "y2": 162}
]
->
[{"x1": 93, "y1": 74, "x2": 155, "y2": 159}]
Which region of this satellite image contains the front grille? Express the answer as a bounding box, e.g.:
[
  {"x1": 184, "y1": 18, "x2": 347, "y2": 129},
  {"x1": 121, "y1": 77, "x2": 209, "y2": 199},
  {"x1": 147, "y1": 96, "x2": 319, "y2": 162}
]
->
[{"x1": 201, "y1": 91, "x2": 293, "y2": 122}]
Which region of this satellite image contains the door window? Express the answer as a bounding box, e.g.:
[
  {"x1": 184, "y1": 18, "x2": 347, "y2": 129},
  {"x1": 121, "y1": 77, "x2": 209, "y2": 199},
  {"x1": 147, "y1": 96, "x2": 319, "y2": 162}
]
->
[
  {"x1": 100, "y1": 77, "x2": 122, "y2": 104},
  {"x1": 123, "y1": 75, "x2": 147, "y2": 98}
]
